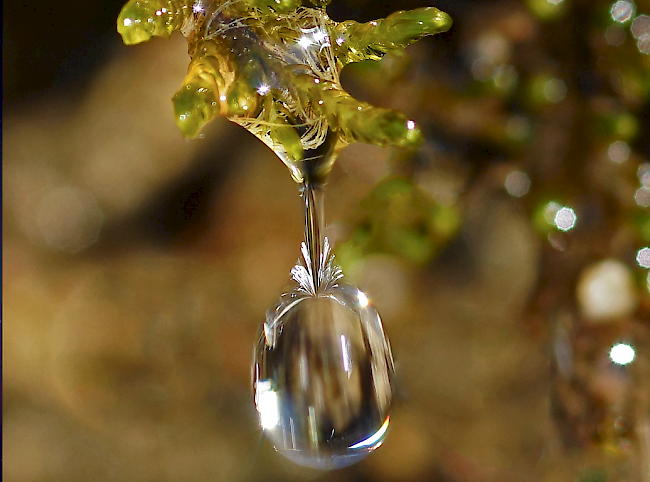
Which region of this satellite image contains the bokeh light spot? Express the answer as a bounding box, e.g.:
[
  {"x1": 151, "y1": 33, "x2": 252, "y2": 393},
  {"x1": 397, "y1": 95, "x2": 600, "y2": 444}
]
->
[
  {"x1": 34, "y1": 186, "x2": 104, "y2": 253},
  {"x1": 611, "y1": 0, "x2": 635, "y2": 23},
  {"x1": 554, "y1": 207, "x2": 577, "y2": 231},
  {"x1": 636, "y1": 247, "x2": 650, "y2": 268},
  {"x1": 638, "y1": 34, "x2": 650, "y2": 53},
  {"x1": 577, "y1": 259, "x2": 638, "y2": 321},
  {"x1": 543, "y1": 78, "x2": 567, "y2": 103},
  {"x1": 609, "y1": 343, "x2": 635, "y2": 365},
  {"x1": 631, "y1": 14, "x2": 650, "y2": 39},
  {"x1": 605, "y1": 25, "x2": 627, "y2": 46},
  {"x1": 607, "y1": 140, "x2": 630, "y2": 163},
  {"x1": 635, "y1": 187, "x2": 650, "y2": 207},
  {"x1": 504, "y1": 171, "x2": 531, "y2": 197}
]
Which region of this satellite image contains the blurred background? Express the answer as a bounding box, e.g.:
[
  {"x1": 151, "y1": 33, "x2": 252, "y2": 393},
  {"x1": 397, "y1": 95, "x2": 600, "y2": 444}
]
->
[{"x1": 3, "y1": 0, "x2": 650, "y2": 480}]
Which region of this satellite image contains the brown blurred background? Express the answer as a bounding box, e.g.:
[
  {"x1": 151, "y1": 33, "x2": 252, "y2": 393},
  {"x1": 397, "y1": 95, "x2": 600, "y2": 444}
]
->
[{"x1": 3, "y1": 0, "x2": 650, "y2": 481}]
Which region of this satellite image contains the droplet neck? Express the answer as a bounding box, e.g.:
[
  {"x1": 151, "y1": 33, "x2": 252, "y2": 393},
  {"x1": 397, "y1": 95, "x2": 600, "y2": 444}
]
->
[{"x1": 302, "y1": 182, "x2": 326, "y2": 292}]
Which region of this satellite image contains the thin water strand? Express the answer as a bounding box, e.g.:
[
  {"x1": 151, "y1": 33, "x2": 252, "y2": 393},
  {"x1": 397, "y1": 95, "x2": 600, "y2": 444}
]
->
[{"x1": 303, "y1": 184, "x2": 325, "y2": 292}]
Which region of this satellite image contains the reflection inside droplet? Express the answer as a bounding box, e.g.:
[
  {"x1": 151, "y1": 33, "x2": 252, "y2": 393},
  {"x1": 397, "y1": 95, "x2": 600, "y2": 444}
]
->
[
  {"x1": 256, "y1": 380, "x2": 281, "y2": 429},
  {"x1": 348, "y1": 416, "x2": 390, "y2": 449}
]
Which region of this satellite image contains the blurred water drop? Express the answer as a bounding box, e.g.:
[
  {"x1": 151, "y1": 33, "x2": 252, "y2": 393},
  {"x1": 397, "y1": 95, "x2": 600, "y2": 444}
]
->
[
  {"x1": 492, "y1": 64, "x2": 518, "y2": 91},
  {"x1": 543, "y1": 78, "x2": 567, "y2": 103},
  {"x1": 471, "y1": 57, "x2": 493, "y2": 82},
  {"x1": 506, "y1": 116, "x2": 531, "y2": 141},
  {"x1": 34, "y1": 186, "x2": 104, "y2": 252},
  {"x1": 637, "y1": 33, "x2": 650, "y2": 53},
  {"x1": 605, "y1": 25, "x2": 627, "y2": 45},
  {"x1": 504, "y1": 171, "x2": 531, "y2": 197},
  {"x1": 607, "y1": 140, "x2": 630, "y2": 163},
  {"x1": 577, "y1": 259, "x2": 638, "y2": 321},
  {"x1": 611, "y1": 1, "x2": 635, "y2": 23},
  {"x1": 634, "y1": 187, "x2": 650, "y2": 207},
  {"x1": 631, "y1": 14, "x2": 650, "y2": 38},
  {"x1": 476, "y1": 32, "x2": 511, "y2": 63}
]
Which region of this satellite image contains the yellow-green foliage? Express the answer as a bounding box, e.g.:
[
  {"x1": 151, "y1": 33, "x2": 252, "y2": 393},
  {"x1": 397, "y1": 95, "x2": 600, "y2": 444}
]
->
[{"x1": 117, "y1": 0, "x2": 451, "y2": 180}]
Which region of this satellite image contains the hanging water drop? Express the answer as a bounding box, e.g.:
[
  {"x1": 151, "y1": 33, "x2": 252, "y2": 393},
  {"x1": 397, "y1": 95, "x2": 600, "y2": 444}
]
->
[{"x1": 252, "y1": 178, "x2": 394, "y2": 469}]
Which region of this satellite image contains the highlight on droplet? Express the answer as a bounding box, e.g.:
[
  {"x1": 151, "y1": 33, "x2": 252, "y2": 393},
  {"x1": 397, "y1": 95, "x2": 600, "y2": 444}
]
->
[
  {"x1": 349, "y1": 416, "x2": 390, "y2": 449},
  {"x1": 609, "y1": 343, "x2": 635, "y2": 365},
  {"x1": 298, "y1": 36, "x2": 313, "y2": 49},
  {"x1": 256, "y1": 380, "x2": 280, "y2": 429},
  {"x1": 357, "y1": 290, "x2": 369, "y2": 308}
]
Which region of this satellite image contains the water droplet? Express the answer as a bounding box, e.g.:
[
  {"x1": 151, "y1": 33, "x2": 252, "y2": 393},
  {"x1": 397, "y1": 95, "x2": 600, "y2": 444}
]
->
[{"x1": 253, "y1": 284, "x2": 393, "y2": 469}]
